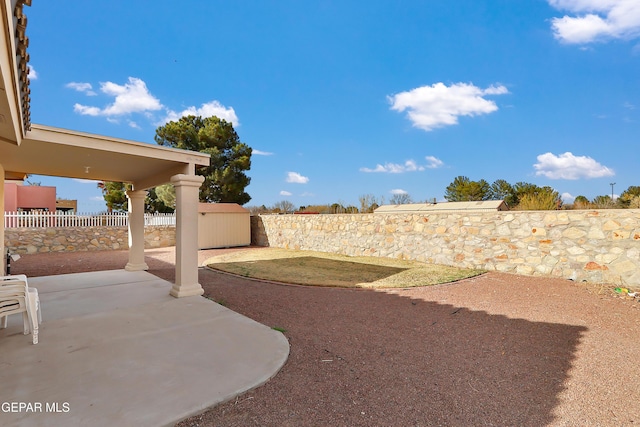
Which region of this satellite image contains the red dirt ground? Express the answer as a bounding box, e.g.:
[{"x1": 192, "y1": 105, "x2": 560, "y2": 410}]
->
[{"x1": 13, "y1": 247, "x2": 640, "y2": 427}]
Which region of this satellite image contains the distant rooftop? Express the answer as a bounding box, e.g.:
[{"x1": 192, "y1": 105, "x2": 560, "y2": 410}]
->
[{"x1": 374, "y1": 200, "x2": 508, "y2": 214}]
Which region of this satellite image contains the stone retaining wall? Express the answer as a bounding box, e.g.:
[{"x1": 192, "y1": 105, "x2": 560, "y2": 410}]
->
[
  {"x1": 4, "y1": 226, "x2": 175, "y2": 253},
  {"x1": 251, "y1": 210, "x2": 640, "y2": 287}
]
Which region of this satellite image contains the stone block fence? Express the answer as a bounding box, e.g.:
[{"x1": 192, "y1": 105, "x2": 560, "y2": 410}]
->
[
  {"x1": 4, "y1": 225, "x2": 175, "y2": 253},
  {"x1": 251, "y1": 210, "x2": 640, "y2": 287}
]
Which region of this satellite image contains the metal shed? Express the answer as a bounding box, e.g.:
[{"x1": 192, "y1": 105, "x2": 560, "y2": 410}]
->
[
  {"x1": 374, "y1": 200, "x2": 508, "y2": 214},
  {"x1": 198, "y1": 203, "x2": 251, "y2": 249}
]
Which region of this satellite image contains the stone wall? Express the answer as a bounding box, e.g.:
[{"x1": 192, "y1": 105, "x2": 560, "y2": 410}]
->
[
  {"x1": 4, "y1": 226, "x2": 175, "y2": 254},
  {"x1": 251, "y1": 210, "x2": 640, "y2": 287}
]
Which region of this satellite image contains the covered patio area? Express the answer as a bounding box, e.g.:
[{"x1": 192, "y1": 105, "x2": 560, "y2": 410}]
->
[
  {"x1": 1, "y1": 1, "x2": 213, "y2": 298},
  {"x1": 0, "y1": 269, "x2": 289, "y2": 426}
]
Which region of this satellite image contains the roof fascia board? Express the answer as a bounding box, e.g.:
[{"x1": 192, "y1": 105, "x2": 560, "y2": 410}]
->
[
  {"x1": 26, "y1": 124, "x2": 210, "y2": 166},
  {"x1": 132, "y1": 163, "x2": 195, "y2": 191},
  {"x1": 0, "y1": 0, "x2": 25, "y2": 144}
]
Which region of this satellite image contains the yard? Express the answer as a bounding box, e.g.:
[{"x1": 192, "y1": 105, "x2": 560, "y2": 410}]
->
[
  {"x1": 203, "y1": 248, "x2": 484, "y2": 288},
  {"x1": 12, "y1": 247, "x2": 640, "y2": 426}
]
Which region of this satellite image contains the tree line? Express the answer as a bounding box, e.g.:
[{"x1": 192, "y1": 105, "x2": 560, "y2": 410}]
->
[
  {"x1": 246, "y1": 178, "x2": 640, "y2": 214},
  {"x1": 97, "y1": 115, "x2": 638, "y2": 214},
  {"x1": 442, "y1": 177, "x2": 640, "y2": 210}
]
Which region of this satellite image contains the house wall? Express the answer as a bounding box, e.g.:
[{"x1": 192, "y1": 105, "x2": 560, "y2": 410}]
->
[
  {"x1": 251, "y1": 210, "x2": 640, "y2": 287},
  {"x1": 4, "y1": 225, "x2": 175, "y2": 253},
  {"x1": 4, "y1": 182, "x2": 18, "y2": 211},
  {"x1": 15, "y1": 185, "x2": 56, "y2": 211},
  {"x1": 56, "y1": 199, "x2": 77, "y2": 211}
]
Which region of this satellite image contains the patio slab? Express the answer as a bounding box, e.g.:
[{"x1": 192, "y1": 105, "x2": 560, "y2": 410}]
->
[{"x1": 0, "y1": 270, "x2": 290, "y2": 427}]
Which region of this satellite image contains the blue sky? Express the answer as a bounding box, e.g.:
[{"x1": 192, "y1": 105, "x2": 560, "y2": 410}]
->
[{"x1": 24, "y1": 0, "x2": 640, "y2": 211}]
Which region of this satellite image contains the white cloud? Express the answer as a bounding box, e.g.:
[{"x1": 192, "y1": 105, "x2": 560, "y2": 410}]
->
[
  {"x1": 253, "y1": 149, "x2": 274, "y2": 156},
  {"x1": 425, "y1": 156, "x2": 444, "y2": 169},
  {"x1": 73, "y1": 104, "x2": 101, "y2": 116},
  {"x1": 280, "y1": 190, "x2": 292, "y2": 196},
  {"x1": 361, "y1": 156, "x2": 444, "y2": 173},
  {"x1": 534, "y1": 152, "x2": 615, "y2": 179},
  {"x1": 389, "y1": 82, "x2": 509, "y2": 131},
  {"x1": 73, "y1": 178, "x2": 100, "y2": 184},
  {"x1": 286, "y1": 172, "x2": 309, "y2": 184},
  {"x1": 549, "y1": 0, "x2": 640, "y2": 44},
  {"x1": 360, "y1": 160, "x2": 424, "y2": 173},
  {"x1": 74, "y1": 77, "x2": 162, "y2": 117},
  {"x1": 66, "y1": 82, "x2": 97, "y2": 96},
  {"x1": 101, "y1": 78, "x2": 162, "y2": 115},
  {"x1": 390, "y1": 189, "x2": 408, "y2": 195},
  {"x1": 163, "y1": 100, "x2": 239, "y2": 126},
  {"x1": 70, "y1": 77, "x2": 239, "y2": 129},
  {"x1": 561, "y1": 192, "x2": 575, "y2": 203},
  {"x1": 27, "y1": 65, "x2": 37, "y2": 80}
]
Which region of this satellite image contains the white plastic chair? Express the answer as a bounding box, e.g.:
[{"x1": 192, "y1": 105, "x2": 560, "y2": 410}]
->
[{"x1": 0, "y1": 274, "x2": 41, "y2": 344}]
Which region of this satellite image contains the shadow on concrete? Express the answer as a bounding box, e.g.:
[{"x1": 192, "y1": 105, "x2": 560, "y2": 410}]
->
[{"x1": 185, "y1": 269, "x2": 588, "y2": 426}]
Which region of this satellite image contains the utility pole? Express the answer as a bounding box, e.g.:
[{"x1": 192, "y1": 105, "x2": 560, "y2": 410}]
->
[{"x1": 610, "y1": 182, "x2": 616, "y2": 201}]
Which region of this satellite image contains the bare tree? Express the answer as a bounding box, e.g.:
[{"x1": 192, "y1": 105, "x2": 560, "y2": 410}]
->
[
  {"x1": 273, "y1": 200, "x2": 295, "y2": 213},
  {"x1": 390, "y1": 193, "x2": 412, "y2": 205},
  {"x1": 358, "y1": 194, "x2": 379, "y2": 213},
  {"x1": 246, "y1": 205, "x2": 270, "y2": 215}
]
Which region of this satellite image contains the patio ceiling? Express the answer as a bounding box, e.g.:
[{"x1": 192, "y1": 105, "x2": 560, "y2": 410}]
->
[{"x1": 0, "y1": 124, "x2": 210, "y2": 189}]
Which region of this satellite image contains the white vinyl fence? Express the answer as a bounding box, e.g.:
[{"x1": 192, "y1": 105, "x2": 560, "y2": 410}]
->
[{"x1": 4, "y1": 211, "x2": 175, "y2": 228}]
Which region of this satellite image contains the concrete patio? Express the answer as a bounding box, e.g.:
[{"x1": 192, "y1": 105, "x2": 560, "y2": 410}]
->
[{"x1": 0, "y1": 269, "x2": 290, "y2": 427}]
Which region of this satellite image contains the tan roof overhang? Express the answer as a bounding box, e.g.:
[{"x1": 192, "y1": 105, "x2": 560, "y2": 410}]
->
[{"x1": 1, "y1": 124, "x2": 211, "y2": 189}]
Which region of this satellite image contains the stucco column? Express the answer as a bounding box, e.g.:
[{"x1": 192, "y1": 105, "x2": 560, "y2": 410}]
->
[
  {"x1": 125, "y1": 189, "x2": 149, "y2": 271},
  {"x1": 170, "y1": 174, "x2": 205, "y2": 297},
  {"x1": 0, "y1": 163, "x2": 5, "y2": 275}
]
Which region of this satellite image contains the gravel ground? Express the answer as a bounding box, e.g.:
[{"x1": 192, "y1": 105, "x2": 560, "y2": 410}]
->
[{"x1": 13, "y1": 247, "x2": 640, "y2": 427}]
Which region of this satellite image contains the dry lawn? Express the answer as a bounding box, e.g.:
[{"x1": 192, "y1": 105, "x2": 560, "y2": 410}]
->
[{"x1": 203, "y1": 248, "x2": 484, "y2": 288}]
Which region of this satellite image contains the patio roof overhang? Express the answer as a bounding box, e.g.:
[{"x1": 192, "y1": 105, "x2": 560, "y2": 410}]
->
[{"x1": 1, "y1": 124, "x2": 211, "y2": 190}]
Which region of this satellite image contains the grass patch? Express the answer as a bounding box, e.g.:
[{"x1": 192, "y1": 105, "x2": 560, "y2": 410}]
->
[
  {"x1": 272, "y1": 326, "x2": 287, "y2": 333},
  {"x1": 204, "y1": 248, "x2": 484, "y2": 289}
]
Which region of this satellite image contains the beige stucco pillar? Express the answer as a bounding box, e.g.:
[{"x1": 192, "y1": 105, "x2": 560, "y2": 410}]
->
[
  {"x1": 170, "y1": 173, "x2": 204, "y2": 297},
  {"x1": 0, "y1": 163, "x2": 5, "y2": 275},
  {"x1": 125, "y1": 189, "x2": 149, "y2": 271}
]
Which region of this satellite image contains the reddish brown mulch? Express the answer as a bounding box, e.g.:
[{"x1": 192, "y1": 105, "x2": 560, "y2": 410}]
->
[{"x1": 14, "y1": 247, "x2": 640, "y2": 427}]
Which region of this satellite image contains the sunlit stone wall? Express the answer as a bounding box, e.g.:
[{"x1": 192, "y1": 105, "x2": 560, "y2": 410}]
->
[
  {"x1": 252, "y1": 210, "x2": 640, "y2": 286},
  {"x1": 4, "y1": 225, "x2": 175, "y2": 253}
]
